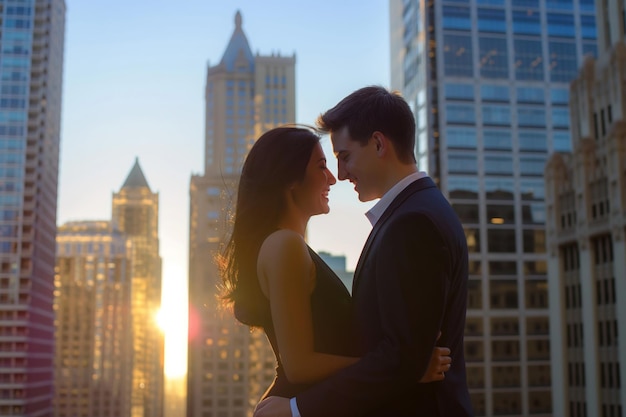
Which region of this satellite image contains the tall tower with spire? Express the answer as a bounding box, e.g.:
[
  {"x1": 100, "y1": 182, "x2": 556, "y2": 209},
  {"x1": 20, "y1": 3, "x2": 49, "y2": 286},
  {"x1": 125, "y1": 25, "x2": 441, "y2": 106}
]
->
[
  {"x1": 188, "y1": 11, "x2": 296, "y2": 417},
  {"x1": 112, "y1": 158, "x2": 164, "y2": 417}
]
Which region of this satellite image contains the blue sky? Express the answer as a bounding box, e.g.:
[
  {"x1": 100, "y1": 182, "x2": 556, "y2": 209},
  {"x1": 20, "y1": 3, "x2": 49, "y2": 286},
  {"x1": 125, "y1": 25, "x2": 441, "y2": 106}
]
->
[{"x1": 58, "y1": 0, "x2": 391, "y2": 375}]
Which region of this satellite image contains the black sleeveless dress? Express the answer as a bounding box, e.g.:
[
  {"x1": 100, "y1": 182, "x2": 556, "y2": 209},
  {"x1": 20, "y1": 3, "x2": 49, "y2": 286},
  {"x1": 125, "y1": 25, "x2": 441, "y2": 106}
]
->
[{"x1": 260, "y1": 247, "x2": 358, "y2": 398}]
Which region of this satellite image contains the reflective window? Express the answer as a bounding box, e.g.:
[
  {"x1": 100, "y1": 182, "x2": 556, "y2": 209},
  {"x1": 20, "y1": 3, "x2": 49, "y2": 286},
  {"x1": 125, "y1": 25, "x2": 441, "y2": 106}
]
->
[
  {"x1": 466, "y1": 366, "x2": 485, "y2": 389},
  {"x1": 520, "y1": 180, "x2": 544, "y2": 201},
  {"x1": 492, "y1": 340, "x2": 521, "y2": 361},
  {"x1": 483, "y1": 105, "x2": 511, "y2": 125},
  {"x1": 546, "y1": 0, "x2": 573, "y2": 10},
  {"x1": 448, "y1": 177, "x2": 479, "y2": 199},
  {"x1": 453, "y1": 203, "x2": 480, "y2": 224},
  {"x1": 528, "y1": 365, "x2": 552, "y2": 387},
  {"x1": 492, "y1": 366, "x2": 521, "y2": 387},
  {"x1": 580, "y1": 0, "x2": 594, "y2": 11},
  {"x1": 517, "y1": 87, "x2": 544, "y2": 103},
  {"x1": 483, "y1": 130, "x2": 512, "y2": 150},
  {"x1": 446, "y1": 127, "x2": 477, "y2": 148},
  {"x1": 580, "y1": 14, "x2": 597, "y2": 39},
  {"x1": 492, "y1": 318, "x2": 519, "y2": 336},
  {"x1": 445, "y1": 83, "x2": 474, "y2": 100},
  {"x1": 478, "y1": 8, "x2": 506, "y2": 32},
  {"x1": 527, "y1": 317, "x2": 549, "y2": 335},
  {"x1": 553, "y1": 131, "x2": 572, "y2": 151},
  {"x1": 465, "y1": 341, "x2": 485, "y2": 362},
  {"x1": 471, "y1": 393, "x2": 486, "y2": 416},
  {"x1": 485, "y1": 178, "x2": 515, "y2": 200},
  {"x1": 479, "y1": 37, "x2": 509, "y2": 78},
  {"x1": 512, "y1": 0, "x2": 539, "y2": 7},
  {"x1": 489, "y1": 279, "x2": 518, "y2": 309},
  {"x1": 481, "y1": 85, "x2": 509, "y2": 102},
  {"x1": 468, "y1": 279, "x2": 482, "y2": 309},
  {"x1": 448, "y1": 153, "x2": 478, "y2": 173},
  {"x1": 488, "y1": 229, "x2": 517, "y2": 252},
  {"x1": 523, "y1": 229, "x2": 546, "y2": 253},
  {"x1": 487, "y1": 205, "x2": 515, "y2": 225},
  {"x1": 529, "y1": 391, "x2": 552, "y2": 414},
  {"x1": 493, "y1": 392, "x2": 522, "y2": 415},
  {"x1": 547, "y1": 13, "x2": 576, "y2": 37},
  {"x1": 549, "y1": 41, "x2": 578, "y2": 82},
  {"x1": 514, "y1": 39, "x2": 544, "y2": 81},
  {"x1": 519, "y1": 131, "x2": 548, "y2": 151},
  {"x1": 521, "y1": 202, "x2": 545, "y2": 224},
  {"x1": 527, "y1": 338, "x2": 550, "y2": 359},
  {"x1": 524, "y1": 260, "x2": 547, "y2": 276},
  {"x1": 444, "y1": 34, "x2": 474, "y2": 77},
  {"x1": 552, "y1": 107, "x2": 570, "y2": 128},
  {"x1": 489, "y1": 260, "x2": 517, "y2": 276},
  {"x1": 466, "y1": 317, "x2": 484, "y2": 336},
  {"x1": 551, "y1": 88, "x2": 569, "y2": 104},
  {"x1": 583, "y1": 42, "x2": 598, "y2": 58},
  {"x1": 446, "y1": 104, "x2": 476, "y2": 124},
  {"x1": 512, "y1": 9, "x2": 541, "y2": 35},
  {"x1": 518, "y1": 107, "x2": 546, "y2": 127},
  {"x1": 443, "y1": 6, "x2": 471, "y2": 30},
  {"x1": 465, "y1": 228, "x2": 481, "y2": 253},
  {"x1": 519, "y1": 155, "x2": 547, "y2": 175},
  {"x1": 485, "y1": 155, "x2": 514, "y2": 175}
]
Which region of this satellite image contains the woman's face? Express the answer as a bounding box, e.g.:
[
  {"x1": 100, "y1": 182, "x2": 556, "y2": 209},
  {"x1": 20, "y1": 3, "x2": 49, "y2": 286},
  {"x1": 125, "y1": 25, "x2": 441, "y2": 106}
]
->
[{"x1": 290, "y1": 142, "x2": 337, "y2": 217}]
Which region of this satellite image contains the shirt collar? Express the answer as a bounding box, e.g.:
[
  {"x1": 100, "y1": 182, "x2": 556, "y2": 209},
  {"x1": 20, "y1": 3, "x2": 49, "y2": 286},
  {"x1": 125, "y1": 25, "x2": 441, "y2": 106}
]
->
[{"x1": 365, "y1": 171, "x2": 428, "y2": 226}]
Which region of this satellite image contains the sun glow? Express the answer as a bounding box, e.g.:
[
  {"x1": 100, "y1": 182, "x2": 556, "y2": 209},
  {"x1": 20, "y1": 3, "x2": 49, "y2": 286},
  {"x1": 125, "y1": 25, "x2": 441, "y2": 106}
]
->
[{"x1": 158, "y1": 261, "x2": 189, "y2": 379}]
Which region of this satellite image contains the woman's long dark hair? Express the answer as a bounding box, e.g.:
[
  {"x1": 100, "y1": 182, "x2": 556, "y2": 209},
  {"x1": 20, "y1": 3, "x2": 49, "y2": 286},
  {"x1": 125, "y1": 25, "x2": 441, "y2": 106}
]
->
[{"x1": 220, "y1": 126, "x2": 320, "y2": 326}]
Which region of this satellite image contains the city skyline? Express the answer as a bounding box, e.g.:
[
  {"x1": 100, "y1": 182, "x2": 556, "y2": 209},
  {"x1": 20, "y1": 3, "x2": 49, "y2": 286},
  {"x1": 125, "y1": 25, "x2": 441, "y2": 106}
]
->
[{"x1": 57, "y1": 1, "x2": 387, "y2": 380}]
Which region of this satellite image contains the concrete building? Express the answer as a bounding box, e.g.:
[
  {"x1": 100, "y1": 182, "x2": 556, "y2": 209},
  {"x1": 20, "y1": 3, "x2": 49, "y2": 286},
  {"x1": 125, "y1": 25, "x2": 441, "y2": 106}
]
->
[
  {"x1": 390, "y1": 0, "x2": 597, "y2": 415},
  {"x1": 112, "y1": 159, "x2": 164, "y2": 417},
  {"x1": 0, "y1": 0, "x2": 66, "y2": 415},
  {"x1": 545, "y1": 1, "x2": 626, "y2": 415},
  {"x1": 187, "y1": 10, "x2": 296, "y2": 417},
  {"x1": 53, "y1": 221, "x2": 133, "y2": 417}
]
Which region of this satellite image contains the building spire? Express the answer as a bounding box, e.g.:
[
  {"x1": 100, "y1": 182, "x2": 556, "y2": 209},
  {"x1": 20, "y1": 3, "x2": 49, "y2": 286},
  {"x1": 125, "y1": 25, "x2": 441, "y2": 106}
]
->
[
  {"x1": 121, "y1": 157, "x2": 151, "y2": 190},
  {"x1": 235, "y1": 10, "x2": 242, "y2": 30}
]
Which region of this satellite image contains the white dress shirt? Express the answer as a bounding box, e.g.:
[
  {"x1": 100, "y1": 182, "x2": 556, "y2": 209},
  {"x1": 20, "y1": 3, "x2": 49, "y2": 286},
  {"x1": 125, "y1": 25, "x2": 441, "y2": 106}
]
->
[{"x1": 365, "y1": 171, "x2": 428, "y2": 226}]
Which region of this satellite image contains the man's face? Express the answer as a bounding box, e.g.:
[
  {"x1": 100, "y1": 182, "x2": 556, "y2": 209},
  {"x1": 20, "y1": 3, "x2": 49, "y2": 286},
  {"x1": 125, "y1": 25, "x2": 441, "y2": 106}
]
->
[{"x1": 330, "y1": 126, "x2": 383, "y2": 202}]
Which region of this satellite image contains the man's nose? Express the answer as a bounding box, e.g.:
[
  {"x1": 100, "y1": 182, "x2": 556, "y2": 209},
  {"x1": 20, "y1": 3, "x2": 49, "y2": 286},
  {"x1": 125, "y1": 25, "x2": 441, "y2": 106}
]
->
[{"x1": 337, "y1": 161, "x2": 347, "y2": 181}]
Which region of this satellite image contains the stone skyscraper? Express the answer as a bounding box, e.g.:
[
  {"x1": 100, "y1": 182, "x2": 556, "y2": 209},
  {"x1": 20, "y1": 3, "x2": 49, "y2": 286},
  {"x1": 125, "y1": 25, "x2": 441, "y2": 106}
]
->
[
  {"x1": 53, "y1": 221, "x2": 133, "y2": 417},
  {"x1": 390, "y1": 0, "x2": 597, "y2": 415},
  {"x1": 112, "y1": 159, "x2": 164, "y2": 417},
  {"x1": 187, "y1": 11, "x2": 295, "y2": 417},
  {"x1": 545, "y1": 0, "x2": 626, "y2": 414},
  {"x1": 0, "y1": 0, "x2": 66, "y2": 415}
]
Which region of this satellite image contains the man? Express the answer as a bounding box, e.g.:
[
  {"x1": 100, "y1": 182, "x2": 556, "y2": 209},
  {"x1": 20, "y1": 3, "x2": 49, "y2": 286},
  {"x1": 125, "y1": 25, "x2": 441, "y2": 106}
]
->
[{"x1": 255, "y1": 86, "x2": 473, "y2": 416}]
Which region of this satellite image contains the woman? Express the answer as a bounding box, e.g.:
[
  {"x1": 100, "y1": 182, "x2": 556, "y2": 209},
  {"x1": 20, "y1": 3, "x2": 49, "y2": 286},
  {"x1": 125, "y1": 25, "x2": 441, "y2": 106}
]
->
[{"x1": 220, "y1": 126, "x2": 450, "y2": 400}]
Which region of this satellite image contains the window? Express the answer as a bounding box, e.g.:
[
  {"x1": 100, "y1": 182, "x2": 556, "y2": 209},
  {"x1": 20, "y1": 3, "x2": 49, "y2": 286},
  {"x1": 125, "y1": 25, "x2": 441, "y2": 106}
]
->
[
  {"x1": 519, "y1": 131, "x2": 547, "y2": 151},
  {"x1": 488, "y1": 229, "x2": 516, "y2": 252},
  {"x1": 444, "y1": 35, "x2": 474, "y2": 77},
  {"x1": 481, "y1": 85, "x2": 510, "y2": 102},
  {"x1": 483, "y1": 105, "x2": 511, "y2": 125},
  {"x1": 444, "y1": 83, "x2": 474, "y2": 100},
  {"x1": 446, "y1": 104, "x2": 476, "y2": 124},
  {"x1": 478, "y1": 8, "x2": 506, "y2": 32},
  {"x1": 514, "y1": 39, "x2": 544, "y2": 81},
  {"x1": 549, "y1": 41, "x2": 578, "y2": 82},
  {"x1": 517, "y1": 87, "x2": 544, "y2": 103},
  {"x1": 442, "y1": 6, "x2": 471, "y2": 30},
  {"x1": 547, "y1": 13, "x2": 576, "y2": 37},
  {"x1": 485, "y1": 155, "x2": 514, "y2": 175},
  {"x1": 483, "y1": 130, "x2": 511, "y2": 150},
  {"x1": 446, "y1": 128, "x2": 477, "y2": 148},
  {"x1": 479, "y1": 37, "x2": 509, "y2": 78},
  {"x1": 448, "y1": 154, "x2": 478, "y2": 173},
  {"x1": 512, "y1": 10, "x2": 541, "y2": 35}
]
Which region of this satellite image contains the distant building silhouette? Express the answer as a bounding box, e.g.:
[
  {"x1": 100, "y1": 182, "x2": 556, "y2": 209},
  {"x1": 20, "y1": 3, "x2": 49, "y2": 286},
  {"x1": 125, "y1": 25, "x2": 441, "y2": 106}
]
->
[
  {"x1": 545, "y1": 2, "x2": 626, "y2": 414},
  {"x1": 54, "y1": 221, "x2": 133, "y2": 417},
  {"x1": 318, "y1": 251, "x2": 353, "y2": 293},
  {"x1": 0, "y1": 1, "x2": 66, "y2": 415},
  {"x1": 112, "y1": 159, "x2": 164, "y2": 417},
  {"x1": 187, "y1": 10, "x2": 296, "y2": 417},
  {"x1": 390, "y1": 0, "x2": 597, "y2": 415}
]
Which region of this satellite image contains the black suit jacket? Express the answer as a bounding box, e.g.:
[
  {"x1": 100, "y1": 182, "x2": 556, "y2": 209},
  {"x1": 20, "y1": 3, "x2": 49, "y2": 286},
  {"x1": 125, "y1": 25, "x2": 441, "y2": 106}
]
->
[{"x1": 296, "y1": 177, "x2": 474, "y2": 416}]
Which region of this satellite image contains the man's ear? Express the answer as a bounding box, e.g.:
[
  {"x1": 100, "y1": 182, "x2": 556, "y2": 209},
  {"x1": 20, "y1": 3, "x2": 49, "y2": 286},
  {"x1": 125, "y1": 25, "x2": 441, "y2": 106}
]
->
[{"x1": 371, "y1": 131, "x2": 388, "y2": 157}]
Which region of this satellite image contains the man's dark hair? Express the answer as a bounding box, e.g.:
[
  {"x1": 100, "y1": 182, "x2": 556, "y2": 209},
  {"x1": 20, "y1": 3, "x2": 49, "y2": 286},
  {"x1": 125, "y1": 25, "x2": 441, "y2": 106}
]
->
[{"x1": 316, "y1": 86, "x2": 416, "y2": 163}]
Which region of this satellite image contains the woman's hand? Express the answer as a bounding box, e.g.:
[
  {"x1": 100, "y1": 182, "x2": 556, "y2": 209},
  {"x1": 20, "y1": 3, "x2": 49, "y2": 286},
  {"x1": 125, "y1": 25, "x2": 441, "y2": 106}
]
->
[{"x1": 418, "y1": 345, "x2": 451, "y2": 382}]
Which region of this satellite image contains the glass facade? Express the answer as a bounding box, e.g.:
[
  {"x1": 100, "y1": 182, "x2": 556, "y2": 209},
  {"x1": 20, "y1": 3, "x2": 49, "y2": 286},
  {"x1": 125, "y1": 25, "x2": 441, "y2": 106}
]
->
[
  {"x1": 0, "y1": 1, "x2": 65, "y2": 415},
  {"x1": 391, "y1": 0, "x2": 597, "y2": 415}
]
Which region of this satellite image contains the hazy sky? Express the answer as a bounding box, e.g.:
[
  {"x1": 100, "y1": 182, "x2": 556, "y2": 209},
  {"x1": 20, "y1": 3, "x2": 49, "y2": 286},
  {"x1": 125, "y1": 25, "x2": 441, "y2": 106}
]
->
[{"x1": 58, "y1": 0, "x2": 390, "y2": 375}]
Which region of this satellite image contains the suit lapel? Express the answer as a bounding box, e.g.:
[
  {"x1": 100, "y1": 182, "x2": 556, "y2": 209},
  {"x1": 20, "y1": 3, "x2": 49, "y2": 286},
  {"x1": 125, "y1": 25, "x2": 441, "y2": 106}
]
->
[{"x1": 351, "y1": 177, "x2": 436, "y2": 294}]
